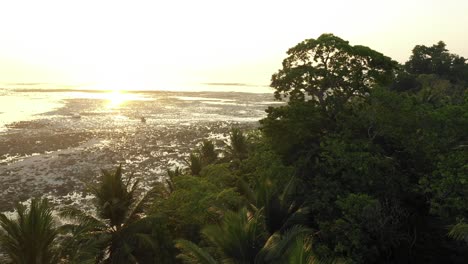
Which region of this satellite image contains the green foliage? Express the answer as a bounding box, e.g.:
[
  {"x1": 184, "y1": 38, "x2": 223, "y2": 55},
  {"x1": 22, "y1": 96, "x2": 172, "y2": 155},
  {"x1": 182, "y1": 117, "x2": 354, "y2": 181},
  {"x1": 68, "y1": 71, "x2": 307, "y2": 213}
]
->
[
  {"x1": 170, "y1": 155, "x2": 316, "y2": 264},
  {"x1": 421, "y1": 150, "x2": 468, "y2": 219},
  {"x1": 202, "y1": 207, "x2": 266, "y2": 263},
  {"x1": 285, "y1": 235, "x2": 319, "y2": 264},
  {"x1": 330, "y1": 194, "x2": 406, "y2": 263},
  {"x1": 199, "y1": 140, "x2": 218, "y2": 166},
  {"x1": 175, "y1": 239, "x2": 218, "y2": 264},
  {"x1": 416, "y1": 74, "x2": 454, "y2": 105},
  {"x1": 153, "y1": 164, "x2": 243, "y2": 242},
  {"x1": 184, "y1": 140, "x2": 219, "y2": 178},
  {"x1": 260, "y1": 102, "x2": 324, "y2": 163},
  {"x1": 177, "y1": 206, "x2": 320, "y2": 264},
  {"x1": 241, "y1": 175, "x2": 309, "y2": 236},
  {"x1": 0, "y1": 198, "x2": 59, "y2": 264},
  {"x1": 449, "y1": 221, "x2": 468, "y2": 241},
  {"x1": 91, "y1": 165, "x2": 136, "y2": 226},
  {"x1": 271, "y1": 33, "x2": 397, "y2": 111},
  {"x1": 166, "y1": 166, "x2": 182, "y2": 193},
  {"x1": 405, "y1": 41, "x2": 468, "y2": 83},
  {"x1": 256, "y1": 225, "x2": 314, "y2": 264},
  {"x1": 235, "y1": 140, "x2": 308, "y2": 236},
  {"x1": 238, "y1": 142, "x2": 293, "y2": 188},
  {"x1": 200, "y1": 163, "x2": 238, "y2": 188},
  {"x1": 60, "y1": 166, "x2": 175, "y2": 263},
  {"x1": 315, "y1": 135, "x2": 402, "y2": 198},
  {"x1": 264, "y1": 35, "x2": 468, "y2": 262},
  {"x1": 284, "y1": 234, "x2": 344, "y2": 264},
  {"x1": 226, "y1": 128, "x2": 249, "y2": 161},
  {"x1": 187, "y1": 153, "x2": 203, "y2": 176}
]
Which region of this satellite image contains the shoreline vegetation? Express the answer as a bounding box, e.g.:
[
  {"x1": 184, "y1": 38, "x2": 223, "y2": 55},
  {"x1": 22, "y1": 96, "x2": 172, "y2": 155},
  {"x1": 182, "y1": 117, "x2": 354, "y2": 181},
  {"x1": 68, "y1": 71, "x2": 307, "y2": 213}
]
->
[{"x1": 1, "y1": 33, "x2": 467, "y2": 263}]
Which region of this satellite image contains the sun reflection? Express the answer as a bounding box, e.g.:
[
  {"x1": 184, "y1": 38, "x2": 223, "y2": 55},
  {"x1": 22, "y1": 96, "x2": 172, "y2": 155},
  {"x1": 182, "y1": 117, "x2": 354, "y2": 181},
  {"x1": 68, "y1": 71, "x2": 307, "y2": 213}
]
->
[
  {"x1": 106, "y1": 91, "x2": 127, "y2": 108},
  {"x1": 68, "y1": 88, "x2": 149, "y2": 109}
]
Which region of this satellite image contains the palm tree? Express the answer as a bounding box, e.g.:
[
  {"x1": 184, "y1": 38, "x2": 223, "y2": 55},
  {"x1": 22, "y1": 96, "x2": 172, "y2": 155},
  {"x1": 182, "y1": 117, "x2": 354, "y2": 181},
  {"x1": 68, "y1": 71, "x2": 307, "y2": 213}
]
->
[
  {"x1": 175, "y1": 208, "x2": 317, "y2": 264},
  {"x1": 203, "y1": 207, "x2": 266, "y2": 263},
  {"x1": 60, "y1": 165, "x2": 173, "y2": 263},
  {"x1": 199, "y1": 140, "x2": 218, "y2": 166},
  {"x1": 177, "y1": 174, "x2": 313, "y2": 263},
  {"x1": 166, "y1": 167, "x2": 183, "y2": 193},
  {"x1": 175, "y1": 207, "x2": 265, "y2": 264},
  {"x1": 0, "y1": 198, "x2": 59, "y2": 264},
  {"x1": 186, "y1": 153, "x2": 203, "y2": 176},
  {"x1": 226, "y1": 128, "x2": 249, "y2": 161},
  {"x1": 237, "y1": 174, "x2": 309, "y2": 235},
  {"x1": 174, "y1": 161, "x2": 319, "y2": 263}
]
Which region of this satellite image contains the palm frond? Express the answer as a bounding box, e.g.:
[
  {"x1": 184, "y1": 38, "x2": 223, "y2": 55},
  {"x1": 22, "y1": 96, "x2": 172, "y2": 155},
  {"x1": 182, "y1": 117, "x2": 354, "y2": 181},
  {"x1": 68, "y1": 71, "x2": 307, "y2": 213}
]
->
[
  {"x1": 199, "y1": 140, "x2": 218, "y2": 165},
  {"x1": 166, "y1": 167, "x2": 182, "y2": 193},
  {"x1": 92, "y1": 165, "x2": 135, "y2": 226},
  {"x1": 58, "y1": 231, "x2": 111, "y2": 264},
  {"x1": 286, "y1": 235, "x2": 328, "y2": 264},
  {"x1": 0, "y1": 198, "x2": 59, "y2": 263},
  {"x1": 122, "y1": 216, "x2": 156, "y2": 237},
  {"x1": 449, "y1": 221, "x2": 468, "y2": 241},
  {"x1": 286, "y1": 235, "x2": 312, "y2": 264},
  {"x1": 202, "y1": 208, "x2": 266, "y2": 263},
  {"x1": 287, "y1": 235, "x2": 344, "y2": 264},
  {"x1": 175, "y1": 239, "x2": 218, "y2": 264},
  {"x1": 226, "y1": 128, "x2": 249, "y2": 160},
  {"x1": 257, "y1": 225, "x2": 312, "y2": 263},
  {"x1": 279, "y1": 207, "x2": 310, "y2": 233},
  {"x1": 236, "y1": 177, "x2": 257, "y2": 210},
  {"x1": 133, "y1": 232, "x2": 157, "y2": 249},
  {"x1": 187, "y1": 153, "x2": 203, "y2": 176},
  {"x1": 124, "y1": 184, "x2": 167, "y2": 225},
  {"x1": 59, "y1": 206, "x2": 107, "y2": 229}
]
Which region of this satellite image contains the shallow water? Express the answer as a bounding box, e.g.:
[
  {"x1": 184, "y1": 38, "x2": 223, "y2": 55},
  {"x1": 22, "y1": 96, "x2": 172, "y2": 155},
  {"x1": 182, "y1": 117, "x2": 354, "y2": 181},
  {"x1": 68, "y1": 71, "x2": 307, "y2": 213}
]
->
[{"x1": 0, "y1": 87, "x2": 282, "y2": 211}]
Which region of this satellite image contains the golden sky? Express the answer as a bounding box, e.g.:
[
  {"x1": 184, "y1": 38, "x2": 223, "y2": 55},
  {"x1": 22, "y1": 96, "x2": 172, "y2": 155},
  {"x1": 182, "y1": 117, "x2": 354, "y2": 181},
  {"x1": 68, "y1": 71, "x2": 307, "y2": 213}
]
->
[{"x1": 0, "y1": 0, "x2": 467, "y2": 89}]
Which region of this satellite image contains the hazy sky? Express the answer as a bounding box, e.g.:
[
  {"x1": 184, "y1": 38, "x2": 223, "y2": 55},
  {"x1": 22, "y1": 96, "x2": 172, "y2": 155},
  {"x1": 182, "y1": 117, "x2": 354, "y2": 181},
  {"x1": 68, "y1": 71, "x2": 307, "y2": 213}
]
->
[{"x1": 0, "y1": 0, "x2": 467, "y2": 89}]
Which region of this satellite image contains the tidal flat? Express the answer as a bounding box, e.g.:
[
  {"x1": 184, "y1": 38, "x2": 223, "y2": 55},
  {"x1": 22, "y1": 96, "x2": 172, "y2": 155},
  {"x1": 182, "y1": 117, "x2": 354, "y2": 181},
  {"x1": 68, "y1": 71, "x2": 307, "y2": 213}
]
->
[{"x1": 0, "y1": 91, "x2": 280, "y2": 211}]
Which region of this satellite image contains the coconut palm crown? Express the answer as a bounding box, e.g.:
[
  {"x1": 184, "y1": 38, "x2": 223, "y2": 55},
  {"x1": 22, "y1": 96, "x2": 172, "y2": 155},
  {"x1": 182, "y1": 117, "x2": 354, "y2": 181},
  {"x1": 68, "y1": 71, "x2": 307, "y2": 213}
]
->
[
  {"x1": 60, "y1": 165, "x2": 171, "y2": 263},
  {"x1": 0, "y1": 198, "x2": 59, "y2": 264}
]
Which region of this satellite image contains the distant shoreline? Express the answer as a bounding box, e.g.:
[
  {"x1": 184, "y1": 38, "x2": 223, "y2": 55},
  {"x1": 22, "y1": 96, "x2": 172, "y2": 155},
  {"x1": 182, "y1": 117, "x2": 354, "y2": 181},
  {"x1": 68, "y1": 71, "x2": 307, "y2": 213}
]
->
[
  {"x1": 6, "y1": 87, "x2": 274, "y2": 95},
  {"x1": 0, "y1": 82, "x2": 274, "y2": 94}
]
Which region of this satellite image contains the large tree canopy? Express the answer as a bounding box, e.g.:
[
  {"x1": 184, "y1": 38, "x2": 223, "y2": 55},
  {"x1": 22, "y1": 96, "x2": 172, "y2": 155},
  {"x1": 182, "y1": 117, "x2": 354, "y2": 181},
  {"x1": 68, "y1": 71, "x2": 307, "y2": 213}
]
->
[
  {"x1": 271, "y1": 33, "x2": 397, "y2": 109},
  {"x1": 405, "y1": 41, "x2": 468, "y2": 83},
  {"x1": 262, "y1": 35, "x2": 468, "y2": 263}
]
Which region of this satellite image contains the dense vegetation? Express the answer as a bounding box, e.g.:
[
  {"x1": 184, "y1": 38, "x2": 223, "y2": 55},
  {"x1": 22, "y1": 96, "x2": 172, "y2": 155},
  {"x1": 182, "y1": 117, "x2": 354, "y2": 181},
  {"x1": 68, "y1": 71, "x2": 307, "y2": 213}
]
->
[{"x1": 0, "y1": 34, "x2": 467, "y2": 263}]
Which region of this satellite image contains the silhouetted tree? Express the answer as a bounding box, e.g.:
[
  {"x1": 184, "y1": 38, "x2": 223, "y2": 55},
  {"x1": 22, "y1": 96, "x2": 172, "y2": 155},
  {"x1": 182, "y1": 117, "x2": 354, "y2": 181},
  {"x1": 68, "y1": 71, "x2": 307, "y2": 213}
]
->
[
  {"x1": 405, "y1": 41, "x2": 468, "y2": 83},
  {"x1": 271, "y1": 33, "x2": 397, "y2": 111}
]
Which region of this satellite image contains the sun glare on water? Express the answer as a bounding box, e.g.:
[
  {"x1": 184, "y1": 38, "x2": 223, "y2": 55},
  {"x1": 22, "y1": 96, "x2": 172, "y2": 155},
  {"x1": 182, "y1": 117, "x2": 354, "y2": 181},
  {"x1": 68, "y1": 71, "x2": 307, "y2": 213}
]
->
[{"x1": 106, "y1": 90, "x2": 128, "y2": 108}]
